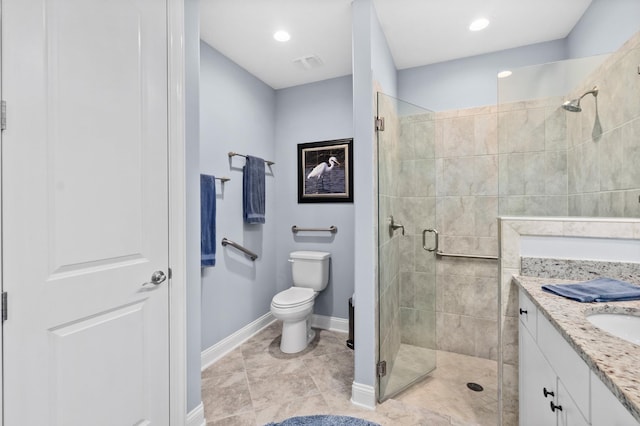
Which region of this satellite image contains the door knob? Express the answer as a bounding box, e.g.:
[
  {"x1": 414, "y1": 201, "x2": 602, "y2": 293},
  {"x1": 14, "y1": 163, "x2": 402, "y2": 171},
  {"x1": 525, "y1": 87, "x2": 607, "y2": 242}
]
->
[{"x1": 143, "y1": 270, "x2": 167, "y2": 287}]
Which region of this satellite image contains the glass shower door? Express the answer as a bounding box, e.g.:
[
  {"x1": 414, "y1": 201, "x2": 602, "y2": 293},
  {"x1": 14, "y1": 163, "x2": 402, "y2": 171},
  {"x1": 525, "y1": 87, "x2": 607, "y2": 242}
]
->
[{"x1": 377, "y1": 93, "x2": 437, "y2": 401}]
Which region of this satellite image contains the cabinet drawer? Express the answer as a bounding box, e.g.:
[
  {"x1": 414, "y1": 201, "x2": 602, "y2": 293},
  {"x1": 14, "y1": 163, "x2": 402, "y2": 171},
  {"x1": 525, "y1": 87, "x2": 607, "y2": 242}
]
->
[
  {"x1": 537, "y1": 312, "x2": 590, "y2": 422},
  {"x1": 518, "y1": 290, "x2": 537, "y2": 337}
]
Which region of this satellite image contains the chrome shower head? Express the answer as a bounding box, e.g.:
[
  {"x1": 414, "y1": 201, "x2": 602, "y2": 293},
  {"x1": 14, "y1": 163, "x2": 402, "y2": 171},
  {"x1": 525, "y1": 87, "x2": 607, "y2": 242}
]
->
[
  {"x1": 562, "y1": 86, "x2": 599, "y2": 112},
  {"x1": 562, "y1": 99, "x2": 582, "y2": 112}
]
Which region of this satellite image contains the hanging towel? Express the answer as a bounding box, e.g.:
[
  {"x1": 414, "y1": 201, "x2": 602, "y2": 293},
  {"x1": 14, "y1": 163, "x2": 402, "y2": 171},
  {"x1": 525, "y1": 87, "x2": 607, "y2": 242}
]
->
[
  {"x1": 200, "y1": 174, "x2": 217, "y2": 267},
  {"x1": 243, "y1": 155, "x2": 266, "y2": 224},
  {"x1": 541, "y1": 277, "x2": 640, "y2": 303}
]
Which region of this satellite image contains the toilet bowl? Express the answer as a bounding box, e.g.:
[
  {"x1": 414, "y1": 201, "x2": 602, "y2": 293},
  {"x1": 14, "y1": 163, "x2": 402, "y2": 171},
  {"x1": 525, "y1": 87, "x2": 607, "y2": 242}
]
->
[{"x1": 270, "y1": 251, "x2": 330, "y2": 354}]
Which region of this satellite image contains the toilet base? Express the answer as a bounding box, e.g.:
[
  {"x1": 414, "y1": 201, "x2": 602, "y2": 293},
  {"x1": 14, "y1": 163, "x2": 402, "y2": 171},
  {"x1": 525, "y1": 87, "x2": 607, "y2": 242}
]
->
[{"x1": 280, "y1": 317, "x2": 314, "y2": 354}]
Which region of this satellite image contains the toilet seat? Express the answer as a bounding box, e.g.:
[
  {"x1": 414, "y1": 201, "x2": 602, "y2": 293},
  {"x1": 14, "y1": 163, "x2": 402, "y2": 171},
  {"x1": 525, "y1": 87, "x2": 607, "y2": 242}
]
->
[{"x1": 271, "y1": 287, "x2": 315, "y2": 309}]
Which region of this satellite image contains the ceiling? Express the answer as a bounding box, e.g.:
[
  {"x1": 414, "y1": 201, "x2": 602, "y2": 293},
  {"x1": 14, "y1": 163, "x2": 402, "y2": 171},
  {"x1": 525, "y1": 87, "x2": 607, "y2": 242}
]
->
[{"x1": 199, "y1": 0, "x2": 593, "y2": 90}]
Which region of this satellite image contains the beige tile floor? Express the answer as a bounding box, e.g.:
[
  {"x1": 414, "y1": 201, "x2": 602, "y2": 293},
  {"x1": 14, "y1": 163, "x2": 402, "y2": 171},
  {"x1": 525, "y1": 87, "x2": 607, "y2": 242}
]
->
[{"x1": 202, "y1": 322, "x2": 498, "y2": 426}]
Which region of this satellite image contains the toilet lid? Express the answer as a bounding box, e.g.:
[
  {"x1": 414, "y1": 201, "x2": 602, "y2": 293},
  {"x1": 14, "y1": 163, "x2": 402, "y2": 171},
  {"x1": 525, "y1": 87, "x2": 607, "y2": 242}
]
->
[{"x1": 272, "y1": 287, "x2": 315, "y2": 308}]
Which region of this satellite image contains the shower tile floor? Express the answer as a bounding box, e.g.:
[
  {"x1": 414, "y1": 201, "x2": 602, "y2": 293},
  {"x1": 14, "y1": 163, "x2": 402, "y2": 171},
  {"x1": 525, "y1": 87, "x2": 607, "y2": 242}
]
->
[{"x1": 201, "y1": 322, "x2": 498, "y2": 425}]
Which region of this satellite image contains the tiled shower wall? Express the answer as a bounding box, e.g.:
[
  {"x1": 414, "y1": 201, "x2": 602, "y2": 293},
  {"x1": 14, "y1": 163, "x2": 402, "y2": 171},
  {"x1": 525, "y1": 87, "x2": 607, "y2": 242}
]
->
[
  {"x1": 431, "y1": 107, "x2": 500, "y2": 360},
  {"x1": 393, "y1": 105, "x2": 500, "y2": 362},
  {"x1": 498, "y1": 97, "x2": 570, "y2": 217},
  {"x1": 566, "y1": 33, "x2": 640, "y2": 217},
  {"x1": 497, "y1": 31, "x2": 640, "y2": 219},
  {"x1": 396, "y1": 112, "x2": 437, "y2": 350}
]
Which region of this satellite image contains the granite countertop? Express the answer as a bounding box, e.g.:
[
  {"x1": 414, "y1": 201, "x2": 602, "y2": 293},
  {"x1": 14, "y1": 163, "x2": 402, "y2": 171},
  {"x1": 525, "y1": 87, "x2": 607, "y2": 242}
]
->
[{"x1": 514, "y1": 275, "x2": 640, "y2": 422}]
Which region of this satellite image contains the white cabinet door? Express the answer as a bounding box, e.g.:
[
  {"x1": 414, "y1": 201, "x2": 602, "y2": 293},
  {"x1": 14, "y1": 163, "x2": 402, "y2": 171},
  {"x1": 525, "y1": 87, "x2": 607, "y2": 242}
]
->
[
  {"x1": 537, "y1": 312, "x2": 590, "y2": 420},
  {"x1": 591, "y1": 372, "x2": 640, "y2": 426},
  {"x1": 2, "y1": 0, "x2": 170, "y2": 425},
  {"x1": 519, "y1": 321, "x2": 557, "y2": 426},
  {"x1": 556, "y1": 379, "x2": 589, "y2": 426}
]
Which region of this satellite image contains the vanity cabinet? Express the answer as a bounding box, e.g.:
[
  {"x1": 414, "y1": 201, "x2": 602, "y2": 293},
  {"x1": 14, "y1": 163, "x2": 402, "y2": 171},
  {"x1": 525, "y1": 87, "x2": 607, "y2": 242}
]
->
[
  {"x1": 518, "y1": 290, "x2": 631, "y2": 426},
  {"x1": 518, "y1": 289, "x2": 640, "y2": 426},
  {"x1": 519, "y1": 323, "x2": 557, "y2": 426},
  {"x1": 519, "y1": 311, "x2": 588, "y2": 425}
]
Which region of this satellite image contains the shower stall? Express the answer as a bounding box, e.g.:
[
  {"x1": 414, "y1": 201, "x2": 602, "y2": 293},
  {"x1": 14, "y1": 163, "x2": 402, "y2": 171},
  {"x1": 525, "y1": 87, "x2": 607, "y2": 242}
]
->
[
  {"x1": 376, "y1": 93, "x2": 500, "y2": 424},
  {"x1": 376, "y1": 30, "x2": 639, "y2": 426}
]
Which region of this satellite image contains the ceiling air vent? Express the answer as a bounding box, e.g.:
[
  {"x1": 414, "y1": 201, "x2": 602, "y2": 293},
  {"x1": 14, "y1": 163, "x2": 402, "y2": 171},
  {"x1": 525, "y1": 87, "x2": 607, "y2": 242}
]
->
[{"x1": 292, "y1": 54, "x2": 324, "y2": 70}]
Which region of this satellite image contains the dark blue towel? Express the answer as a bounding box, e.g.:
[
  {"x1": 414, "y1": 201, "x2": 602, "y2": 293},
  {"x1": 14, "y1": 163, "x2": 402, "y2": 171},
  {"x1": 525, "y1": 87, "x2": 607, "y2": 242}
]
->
[
  {"x1": 542, "y1": 277, "x2": 640, "y2": 302},
  {"x1": 200, "y1": 174, "x2": 216, "y2": 267},
  {"x1": 243, "y1": 155, "x2": 265, "y2": 224}
]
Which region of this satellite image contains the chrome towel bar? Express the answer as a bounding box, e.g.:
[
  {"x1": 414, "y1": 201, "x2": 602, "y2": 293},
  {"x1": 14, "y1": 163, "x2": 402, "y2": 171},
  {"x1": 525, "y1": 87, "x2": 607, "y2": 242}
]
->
[
  {"x1": 291, "y1": 225, "x2": 338, "y2": 234},
  {"x1": 422, "y1": 227, "x2": 497, "y2": 260},
  {"x1": 221, "y1": 238, "x2": 258, "y2": 261},
  {"x1": 228, "y1": 151, "x2": 275, "y2": 166},
  {"x1": 436, "y1": 251, "x2": 498, "y2": 261}
]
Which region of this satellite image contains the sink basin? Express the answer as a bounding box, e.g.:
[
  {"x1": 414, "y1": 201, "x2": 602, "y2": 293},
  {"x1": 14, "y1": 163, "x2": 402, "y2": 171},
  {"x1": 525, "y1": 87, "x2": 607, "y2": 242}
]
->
[{"x1": 587, "y1": 313, "x2": 640, "y2": 345}]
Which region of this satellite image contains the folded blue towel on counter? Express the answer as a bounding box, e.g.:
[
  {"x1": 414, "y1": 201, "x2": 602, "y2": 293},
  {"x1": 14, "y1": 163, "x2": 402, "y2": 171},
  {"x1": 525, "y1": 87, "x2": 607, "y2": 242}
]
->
[
  {"x1": 541, "y1": 277, "x2": 640, "y2": 303},
  {"x1": 200, "y1": 174, "x2": 217, "y2": 267},
  {"x1": 243, "y1": 155, "x2": 266, "y2": 224}
]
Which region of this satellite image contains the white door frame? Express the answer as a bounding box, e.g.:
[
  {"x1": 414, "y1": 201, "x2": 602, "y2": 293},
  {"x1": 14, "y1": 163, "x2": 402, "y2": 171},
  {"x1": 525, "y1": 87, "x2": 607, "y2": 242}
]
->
[
  {"x1": 167, "y1": 0, "x2": 188, "y2": 424},
  {"x1": 0, "y1": 0, "x2": 189, "y2": 424}
]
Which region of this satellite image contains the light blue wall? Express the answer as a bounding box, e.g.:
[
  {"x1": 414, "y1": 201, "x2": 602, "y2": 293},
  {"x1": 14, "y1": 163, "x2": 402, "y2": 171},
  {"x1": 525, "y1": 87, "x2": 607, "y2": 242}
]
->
[
  {"x1": 566, "y1": 0, "x2": 640, "y2": 59},
  {"x1": 351, "y1": 0, "x2": 397, "y2": 395},
  {"x1": 398, "y1": 40, "x2": 567, "y2": 111},
  {"x1": 185, "y1": 0, "x2": 202, "y2": 413},
  {"x1": 370, "y1": 5, "x2": 397, "y2": 97},
  {"x1": 274, "y1": 76, "x2": 354, "y2": 318},
  {"x1": 199, "y1": 41, "x2": 278, "y2": 350}
]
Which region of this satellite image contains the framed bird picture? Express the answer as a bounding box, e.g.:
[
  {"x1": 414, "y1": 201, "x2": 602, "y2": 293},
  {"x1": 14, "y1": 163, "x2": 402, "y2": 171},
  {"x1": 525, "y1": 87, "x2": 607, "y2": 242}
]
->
[{"x1": 298, "y1": 138, "x2": 353, "y2": 203}]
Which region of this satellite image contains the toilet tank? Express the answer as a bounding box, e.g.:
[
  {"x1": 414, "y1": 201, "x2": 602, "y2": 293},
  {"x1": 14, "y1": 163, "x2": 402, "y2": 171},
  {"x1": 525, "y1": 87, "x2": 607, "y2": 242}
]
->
[{"x1": 290, "y1": 251, "x2": 331, "y2": 291}]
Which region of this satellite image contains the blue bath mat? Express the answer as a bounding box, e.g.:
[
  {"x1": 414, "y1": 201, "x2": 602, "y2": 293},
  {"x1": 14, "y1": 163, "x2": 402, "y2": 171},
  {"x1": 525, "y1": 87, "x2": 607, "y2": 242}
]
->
[{"x1": 264, "y1": 415, "x2": 380, "y2": 426}]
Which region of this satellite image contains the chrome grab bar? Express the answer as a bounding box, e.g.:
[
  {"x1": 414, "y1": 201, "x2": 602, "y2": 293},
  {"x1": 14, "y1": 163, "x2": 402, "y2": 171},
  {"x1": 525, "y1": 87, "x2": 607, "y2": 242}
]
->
[
  {"x1": 422, "y1": 228, "x2": 438, "y2": 252},
  {"x1": 436, "y1": 251, "x2": 498, "y2": 260},
  {"x1": 389, "y1": 216, "x2": 405, "y2": 236},
  {"x1": 291, "y1": 225, "x2": 338, "y2": 234},
  {"x1": 221, "y1": 237, "x2": 258, "y2": 261}
]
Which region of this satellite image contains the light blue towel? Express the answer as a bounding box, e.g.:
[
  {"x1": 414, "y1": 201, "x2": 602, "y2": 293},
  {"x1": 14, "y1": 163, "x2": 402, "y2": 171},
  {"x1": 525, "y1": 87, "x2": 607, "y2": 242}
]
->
[
  {"x1": 243, "y1": 155, "x2": 265, "y2": 224},
  {"x1": 200, "y1": 174, "x2": 216, "y2": 267},
  {"x1": 541, "y1": 277, "x2": 640, "y2": 302}
]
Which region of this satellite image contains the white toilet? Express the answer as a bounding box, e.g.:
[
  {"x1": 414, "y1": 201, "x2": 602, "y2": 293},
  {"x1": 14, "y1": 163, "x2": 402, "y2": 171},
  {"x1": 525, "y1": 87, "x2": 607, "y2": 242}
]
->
[{"x1": 270, "y1": 251, "x2": 331, "y2": 353}]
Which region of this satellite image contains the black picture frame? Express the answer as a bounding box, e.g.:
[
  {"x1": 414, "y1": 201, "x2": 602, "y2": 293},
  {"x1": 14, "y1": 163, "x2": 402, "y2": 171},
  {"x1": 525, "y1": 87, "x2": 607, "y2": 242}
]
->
[{"x1": 297, "y1": 138, "x2": 353, "y2": 203}]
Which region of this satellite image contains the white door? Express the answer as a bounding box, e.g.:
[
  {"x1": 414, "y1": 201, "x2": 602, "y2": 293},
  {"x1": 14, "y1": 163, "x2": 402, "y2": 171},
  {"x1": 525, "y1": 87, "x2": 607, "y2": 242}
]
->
[{"x1": 2, "y1": 0, "x2": 170, "y2": 425}]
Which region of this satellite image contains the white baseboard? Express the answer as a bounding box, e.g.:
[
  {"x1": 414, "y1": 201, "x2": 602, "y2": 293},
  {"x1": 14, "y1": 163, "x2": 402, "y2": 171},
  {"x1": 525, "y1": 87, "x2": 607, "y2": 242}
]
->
[
  {"x1": 186, "y1": 402, "x2": 206, "y2": 426},
  {"x1": 311, "y1": 314, "x2": 349, "y2": 333},
  {"x1": 201, "y1": 312, "x2": 276, "y2": 371},
  {"x1": 351, "y1": 382, "x2": 376, "y2": 410}
]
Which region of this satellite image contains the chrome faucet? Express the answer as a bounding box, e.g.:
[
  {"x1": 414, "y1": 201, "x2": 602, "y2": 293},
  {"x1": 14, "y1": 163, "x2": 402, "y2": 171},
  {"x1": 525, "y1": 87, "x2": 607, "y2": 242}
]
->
[{"x1": 388, "y1": 216, "x2": 405, "y2": 236}]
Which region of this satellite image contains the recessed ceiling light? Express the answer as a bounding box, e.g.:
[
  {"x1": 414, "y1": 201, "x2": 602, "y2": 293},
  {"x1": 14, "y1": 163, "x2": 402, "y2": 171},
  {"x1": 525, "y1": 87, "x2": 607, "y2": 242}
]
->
[
  {"x1": 497, "y1": 70, "x2": 512, "y2": 78},
  {"x1": 469, "y1": 18, "x2": 490, "y2": 32},
  {"x1": 273, "y1": 30, "x2": 291, "y2": 42}
]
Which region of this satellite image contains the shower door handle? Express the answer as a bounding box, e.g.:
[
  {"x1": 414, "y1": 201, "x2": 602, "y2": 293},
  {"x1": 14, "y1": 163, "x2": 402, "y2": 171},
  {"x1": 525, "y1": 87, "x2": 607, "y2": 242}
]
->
[{"x1": 422, "y1": 228, "x2": 439, "y2": 252}]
